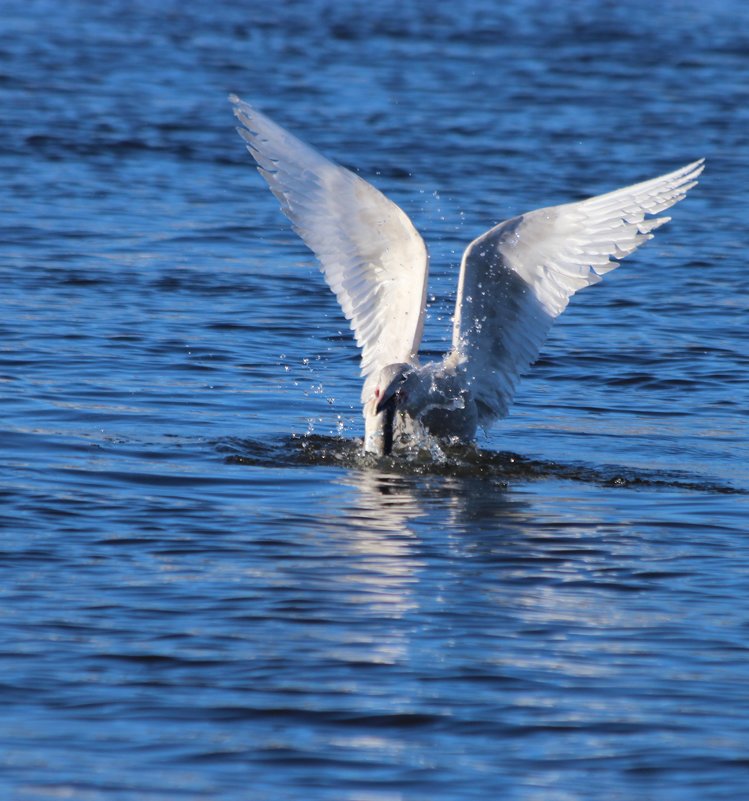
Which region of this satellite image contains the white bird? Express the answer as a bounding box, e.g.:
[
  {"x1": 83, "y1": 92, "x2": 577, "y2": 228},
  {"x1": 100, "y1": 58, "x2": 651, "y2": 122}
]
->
[{"x1": 230, "y1": 94, "x2": 703, "y2": 456}]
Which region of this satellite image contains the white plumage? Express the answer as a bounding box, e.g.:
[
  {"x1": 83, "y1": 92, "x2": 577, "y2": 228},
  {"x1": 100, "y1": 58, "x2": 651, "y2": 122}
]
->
[{"x1": 231, "y1": 94, "x2": 703, "y2": 455}]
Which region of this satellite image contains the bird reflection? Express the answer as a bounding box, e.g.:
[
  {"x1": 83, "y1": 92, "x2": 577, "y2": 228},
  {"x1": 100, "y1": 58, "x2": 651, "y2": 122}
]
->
[
  {"x1": 337, "y1": 460, "x2": 525, "y2": 536},
  {"x1": 228, "y1": 435, "x2": 662, "y2": 679}
]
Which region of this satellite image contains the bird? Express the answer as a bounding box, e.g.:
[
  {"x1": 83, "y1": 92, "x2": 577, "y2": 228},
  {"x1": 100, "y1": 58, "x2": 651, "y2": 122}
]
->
[{"x1": 230, "y1": 94, "x2": 703, "y2": 456}]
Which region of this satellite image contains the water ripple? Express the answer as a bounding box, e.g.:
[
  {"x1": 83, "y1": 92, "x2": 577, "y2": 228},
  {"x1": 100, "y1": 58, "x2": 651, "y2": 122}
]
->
[{"x1": 219, "y1": 435, "x2": 744, "y2": 495}]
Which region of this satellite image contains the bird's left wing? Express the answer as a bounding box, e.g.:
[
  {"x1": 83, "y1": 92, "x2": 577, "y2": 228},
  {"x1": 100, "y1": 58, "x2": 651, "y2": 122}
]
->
[
  {"x1": 451, "y1": 159, "x2": 704, "y2": 426},
  {"x1": 231, "y1": 95, "x2": 429, "y2": 402}
]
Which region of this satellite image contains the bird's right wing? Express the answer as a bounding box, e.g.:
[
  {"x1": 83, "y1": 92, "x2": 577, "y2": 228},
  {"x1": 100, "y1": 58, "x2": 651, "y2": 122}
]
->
[
  {"x1": 451, "y1": 159, "x2": 704, "y2": 426},
  {"x1": 231, "y1": 95, "x2": 429, "y2": 403}
]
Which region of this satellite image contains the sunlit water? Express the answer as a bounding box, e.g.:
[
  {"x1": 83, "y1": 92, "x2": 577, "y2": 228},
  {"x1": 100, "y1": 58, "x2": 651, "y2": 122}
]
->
[{"x1": 2, "y1": 1, "x2": 749, "y2": 799}]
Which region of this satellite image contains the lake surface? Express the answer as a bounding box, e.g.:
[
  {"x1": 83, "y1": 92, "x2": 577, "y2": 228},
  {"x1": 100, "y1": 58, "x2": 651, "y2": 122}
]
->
[{"x1": 2, "y1": 1, "x2": 749, "y2": 799}]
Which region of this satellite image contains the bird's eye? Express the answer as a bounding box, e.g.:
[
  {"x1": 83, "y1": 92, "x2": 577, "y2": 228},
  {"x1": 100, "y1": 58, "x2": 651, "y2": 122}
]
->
[{"x1": 374, "y1": 388, "x2": 380, "y2": 397}]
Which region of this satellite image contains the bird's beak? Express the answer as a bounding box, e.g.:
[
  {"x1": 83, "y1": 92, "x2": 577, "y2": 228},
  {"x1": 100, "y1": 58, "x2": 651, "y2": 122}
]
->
[
  {"x1": 377, "y1": 395, "x2": 397, "y2": 455},
  {"x1": 375, "y1": 393, "x2": 394, "y2": 416}
]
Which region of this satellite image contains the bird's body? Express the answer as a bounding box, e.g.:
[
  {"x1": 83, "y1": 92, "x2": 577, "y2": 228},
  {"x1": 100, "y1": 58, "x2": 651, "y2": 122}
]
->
[
  {"x1": 230, "y1": 94, "x2": 703, "y2": 456},
  {"x1": 363, "y1": 357, "x2": 478, "y2": 455}
]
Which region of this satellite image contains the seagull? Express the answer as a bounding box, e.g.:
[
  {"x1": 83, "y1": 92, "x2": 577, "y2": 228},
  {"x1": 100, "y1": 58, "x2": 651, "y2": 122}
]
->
[{"x1": 230, "y1": 94, "x2": 703, "y2": 456}]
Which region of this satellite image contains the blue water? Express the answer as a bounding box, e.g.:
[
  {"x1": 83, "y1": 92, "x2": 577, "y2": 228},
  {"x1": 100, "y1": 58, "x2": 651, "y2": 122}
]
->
[{"x1": 2, "y1": 1, "x2": 749, "y2": 799}]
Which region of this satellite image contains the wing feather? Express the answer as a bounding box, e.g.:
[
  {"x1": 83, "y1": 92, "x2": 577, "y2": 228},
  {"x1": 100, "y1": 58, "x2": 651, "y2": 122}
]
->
[
  {"x1": 451, "y1": 159, "x2": 704, "y2": 425},
  {"x1": 231, "y1": 95, "x2": 429, "y2": 402}
]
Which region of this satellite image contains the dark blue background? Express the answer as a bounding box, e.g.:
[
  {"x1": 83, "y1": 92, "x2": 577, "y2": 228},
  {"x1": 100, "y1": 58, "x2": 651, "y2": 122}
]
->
[{"x1": 1, "y1": 1, "x2": 748, "y2": 799}]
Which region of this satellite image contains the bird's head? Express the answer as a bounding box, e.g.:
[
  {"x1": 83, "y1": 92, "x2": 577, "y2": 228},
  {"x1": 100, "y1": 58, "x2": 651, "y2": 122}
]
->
[
  {"x1": 365, "y1": 363, "x2": 416, "y2": 456},
  {"x1": 373, "y1": 363, "x2": 415, "y2": 415}
]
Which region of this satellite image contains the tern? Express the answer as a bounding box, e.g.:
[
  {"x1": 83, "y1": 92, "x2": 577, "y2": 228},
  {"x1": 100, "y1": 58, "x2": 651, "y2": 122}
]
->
[{"x1": 231, "y1": 95, "x2": 703, "y2": 456}]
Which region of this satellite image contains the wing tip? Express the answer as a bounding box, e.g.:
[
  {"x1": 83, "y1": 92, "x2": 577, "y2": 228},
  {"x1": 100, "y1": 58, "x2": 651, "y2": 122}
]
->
[
  {"x1": 683, "y1": 157, "x2": 705, "y2": 182},
  {"x1": 229, "y1": 93, "x2": 246, "y2": 115},
  {"x1": 230, "y1": 94, "x2": 257, "y2": 129}
]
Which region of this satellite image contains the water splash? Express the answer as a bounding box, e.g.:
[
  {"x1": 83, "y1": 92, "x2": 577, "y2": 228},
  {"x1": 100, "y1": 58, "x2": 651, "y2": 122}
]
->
[{"x1": 216, "y1": 435, "x2": 743, "y2": 494}]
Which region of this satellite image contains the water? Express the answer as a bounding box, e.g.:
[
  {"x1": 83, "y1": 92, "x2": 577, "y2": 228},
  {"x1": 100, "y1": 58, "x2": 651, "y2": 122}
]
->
[{"x1": 2, "y1": 1, "x2": 749, "y2": 798}]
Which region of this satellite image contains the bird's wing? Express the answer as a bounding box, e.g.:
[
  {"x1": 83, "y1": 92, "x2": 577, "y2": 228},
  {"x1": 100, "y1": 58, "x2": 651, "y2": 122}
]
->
[
  {"x1": 231, "y1": 95, "x2": 429, "y2": 403},
  {"x1": 451, "y1": 159, "x2": 704, "y2": 425}
]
